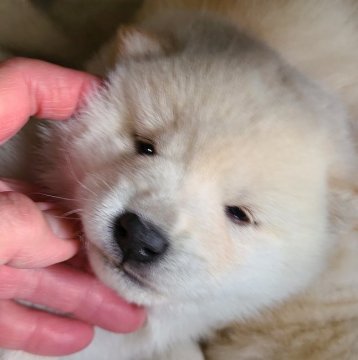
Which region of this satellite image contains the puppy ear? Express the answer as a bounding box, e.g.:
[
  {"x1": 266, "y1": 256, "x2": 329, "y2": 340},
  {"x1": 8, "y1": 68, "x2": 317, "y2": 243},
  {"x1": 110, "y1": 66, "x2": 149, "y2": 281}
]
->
[
  {"x1": 85, "y1": 26, "x2": 175, "y2": 75},
  {"x1": 116, "y1": 26, "x2": 174, "y2": 59},
  {"x1": 328, "y1": 177, "x2": 358, "y2": 235}
]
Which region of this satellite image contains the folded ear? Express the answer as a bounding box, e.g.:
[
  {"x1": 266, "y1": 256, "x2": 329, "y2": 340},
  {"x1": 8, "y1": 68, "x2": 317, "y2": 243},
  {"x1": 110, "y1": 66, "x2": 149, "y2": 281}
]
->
[
  {"x1": 328, "y1": 176, "x2": 358, "y2": 235},
  {"x1": 116, "y1": 26, "x2": 174, "y2": 59},
  {"x1": 85, "y1": 26, "x2": 175, "y2": 75}
]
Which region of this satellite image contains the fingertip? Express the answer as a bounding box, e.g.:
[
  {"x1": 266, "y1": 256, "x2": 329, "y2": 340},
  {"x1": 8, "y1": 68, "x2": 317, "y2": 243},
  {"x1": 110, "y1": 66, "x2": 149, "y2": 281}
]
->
[
  {"x1": 89, "y1": 286, "x2": 147, "y2": 334},
  {"x1": 0, "y1": 191, "x2": 79, "y2": 267},
  {"x1": 0, "y1": 57, "x2": 100, "y2": 144},
  {"x1": 42, "y1": 209, "x2": 81, "y2": 260},
  {"x1": 41, "y1": 210, "x2": 81, "y2": 265},
  {"x1": 43, "y1": 209, "x2": 79, "y2": 240},
  {"x1": 101, "y1": 304, "x2": 147, "y2": 334},
  {"x1": 124, "y1": 304, "x2": 147, "y2": 332}
]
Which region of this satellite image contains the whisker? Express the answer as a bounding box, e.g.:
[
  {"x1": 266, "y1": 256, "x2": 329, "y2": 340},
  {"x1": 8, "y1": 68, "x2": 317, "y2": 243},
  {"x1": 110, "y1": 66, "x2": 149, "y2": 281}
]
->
[
  {"x1": 63, "y1": 208, "x2": 84, "y2": 217},
  {"x1": 64, "y1": 151, "x2": 97, "y2": 197},
  {"x1": 31, "y1": 192, "x2": 95, "y2": 205},
  {"x1": 53, "y1": 216, "x2": 82, "y2": 221},
  {"x1": 91, "y1": 173, "x2": 114, "y2": 192},
  {"x1": 31, "y1": 192, "x2": 78, "y2": 202},
  {"x1": 175, "y1": 246, "x2": 207, "y2": 263}
]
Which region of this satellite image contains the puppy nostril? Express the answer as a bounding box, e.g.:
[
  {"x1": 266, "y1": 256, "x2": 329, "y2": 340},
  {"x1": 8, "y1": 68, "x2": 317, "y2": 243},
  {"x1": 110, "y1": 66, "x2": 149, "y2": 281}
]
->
[
  {"x1": 112, "y1": 212, "x2": 169, "y2": 264},
  {"x1": 114, "y1": 223, "x2": 127, "y2": 238}
]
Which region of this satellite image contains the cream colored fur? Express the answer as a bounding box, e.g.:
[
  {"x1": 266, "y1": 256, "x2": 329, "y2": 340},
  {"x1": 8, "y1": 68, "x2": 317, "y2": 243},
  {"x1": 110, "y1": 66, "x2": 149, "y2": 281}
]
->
[
  {"x1": 0, "y1": 1, "x2": 357, "y2": 360},
  {"x1": 138, "y1": 0, "x2": 358, "y2": 135}
]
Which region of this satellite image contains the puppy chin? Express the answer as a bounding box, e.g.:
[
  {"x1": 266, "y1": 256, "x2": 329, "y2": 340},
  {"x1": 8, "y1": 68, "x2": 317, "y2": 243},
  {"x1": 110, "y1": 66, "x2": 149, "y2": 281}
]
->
[{"x1": 86, "y1": 242, "x2": 167, "y2": 307}]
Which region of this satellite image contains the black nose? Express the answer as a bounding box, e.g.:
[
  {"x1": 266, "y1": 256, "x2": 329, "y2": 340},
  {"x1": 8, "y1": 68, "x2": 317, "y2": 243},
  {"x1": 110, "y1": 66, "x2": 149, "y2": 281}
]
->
[{"x1": 113, "y1": 212, "x2": 169, "y2": 264}]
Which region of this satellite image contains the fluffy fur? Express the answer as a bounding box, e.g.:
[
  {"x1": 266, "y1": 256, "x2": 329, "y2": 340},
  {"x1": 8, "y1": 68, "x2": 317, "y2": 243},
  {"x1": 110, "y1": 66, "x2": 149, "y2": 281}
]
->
[{"x1": 1, "y1": 1, "x2": 357, "y2": 359}]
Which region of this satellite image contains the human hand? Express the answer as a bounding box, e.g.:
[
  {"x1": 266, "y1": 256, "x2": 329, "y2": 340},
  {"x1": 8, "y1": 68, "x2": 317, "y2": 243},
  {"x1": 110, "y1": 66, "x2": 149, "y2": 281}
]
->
[{"x1": 0, "y1": 58, "x2": 146, "y2": 356}]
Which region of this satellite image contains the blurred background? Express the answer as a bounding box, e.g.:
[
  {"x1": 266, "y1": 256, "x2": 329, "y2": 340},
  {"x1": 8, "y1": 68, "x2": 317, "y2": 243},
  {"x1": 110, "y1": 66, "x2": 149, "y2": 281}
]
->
[{"x1": 0, "y1": 0, "x2": 144, "y2": 67}]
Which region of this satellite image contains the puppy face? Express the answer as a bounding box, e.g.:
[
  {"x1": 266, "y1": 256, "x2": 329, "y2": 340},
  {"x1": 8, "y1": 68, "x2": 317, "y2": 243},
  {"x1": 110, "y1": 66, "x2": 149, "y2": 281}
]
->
[{"x1": 40, "y1": 27, "x2": 353, "y2": 317}]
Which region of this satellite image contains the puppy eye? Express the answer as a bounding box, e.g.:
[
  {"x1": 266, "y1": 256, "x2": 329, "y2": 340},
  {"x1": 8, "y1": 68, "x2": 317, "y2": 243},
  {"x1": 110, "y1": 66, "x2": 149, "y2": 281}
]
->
[
  {"x1": 135, "y1": 138, "x2": 156, "y2": 156},
  {"x1": 225, "y1": 206, "x2": 254, "y2": 225}
]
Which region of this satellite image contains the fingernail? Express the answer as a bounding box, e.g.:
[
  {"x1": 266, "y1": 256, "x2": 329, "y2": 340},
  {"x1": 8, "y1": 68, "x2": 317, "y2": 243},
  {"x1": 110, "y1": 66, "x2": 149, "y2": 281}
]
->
[
  {"x1": 35, "y1": 202, "x2": 58, "y2": 211},
  {"x1": 96, "y1": 290, "x2": 147, "y2": 333},
  {"x1": 43, "y1": 210, "x2": 76, "y2": 239}
]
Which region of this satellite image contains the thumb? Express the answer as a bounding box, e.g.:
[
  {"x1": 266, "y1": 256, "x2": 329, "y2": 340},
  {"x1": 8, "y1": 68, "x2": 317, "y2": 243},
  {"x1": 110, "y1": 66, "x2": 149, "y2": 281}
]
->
[
  {"x1": 0, "y1": 58, "x2": 99, "y2": 144},
  {"x1": 0, "y1": 192, "x2": 79, "y2": 268}
]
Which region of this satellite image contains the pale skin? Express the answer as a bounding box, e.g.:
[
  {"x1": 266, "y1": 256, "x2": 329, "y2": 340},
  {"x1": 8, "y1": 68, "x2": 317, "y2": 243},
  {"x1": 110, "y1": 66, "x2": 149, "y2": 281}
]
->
[{"x1": 0, "y1": 58, "x2": 146, "y2": 356}]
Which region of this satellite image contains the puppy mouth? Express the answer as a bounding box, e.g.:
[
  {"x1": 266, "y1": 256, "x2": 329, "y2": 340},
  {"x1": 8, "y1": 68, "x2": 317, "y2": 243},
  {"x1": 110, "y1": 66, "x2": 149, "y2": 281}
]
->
[
  {"x1": 88, "y1": 242, "x2": 160, "y2": 292},
  {"x1": 121, "y1": 263, "x2": 159, "y2": 292}
]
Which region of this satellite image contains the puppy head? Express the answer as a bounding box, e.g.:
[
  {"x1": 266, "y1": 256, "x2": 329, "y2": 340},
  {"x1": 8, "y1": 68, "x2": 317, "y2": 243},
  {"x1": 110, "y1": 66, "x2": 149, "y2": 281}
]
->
[{"x1": 40, "y1": 22, "x2": 356, "y2": 319}]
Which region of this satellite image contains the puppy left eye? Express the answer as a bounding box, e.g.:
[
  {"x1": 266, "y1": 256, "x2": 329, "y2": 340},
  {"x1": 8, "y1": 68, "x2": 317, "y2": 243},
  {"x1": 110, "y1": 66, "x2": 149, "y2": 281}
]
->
[
  {"x1": 225, "y1": 206, "x2": 254, "y2": 225},
  {"x1": 135, "y1": 138, "x2": 156, "y2": 156}
]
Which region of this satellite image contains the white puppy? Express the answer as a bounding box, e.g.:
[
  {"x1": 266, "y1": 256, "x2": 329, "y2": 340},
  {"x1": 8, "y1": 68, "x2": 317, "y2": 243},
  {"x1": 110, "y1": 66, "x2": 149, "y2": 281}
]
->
[{"x1": 1, "y1": 2, "x2": 357, "y2": 360}]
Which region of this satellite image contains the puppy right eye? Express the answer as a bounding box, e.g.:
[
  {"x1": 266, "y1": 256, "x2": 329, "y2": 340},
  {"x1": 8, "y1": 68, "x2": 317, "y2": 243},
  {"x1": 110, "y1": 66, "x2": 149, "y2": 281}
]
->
[
  {"x1": 225, "y1": 206, "x2": 254, "y2": 225},
  {"x1": 135, "y1": 138, "x2": 156, "y2": 156}
]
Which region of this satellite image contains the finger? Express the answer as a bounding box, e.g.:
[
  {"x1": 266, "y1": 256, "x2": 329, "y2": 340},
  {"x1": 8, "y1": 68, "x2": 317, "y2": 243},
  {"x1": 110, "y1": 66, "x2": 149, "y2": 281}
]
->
[
  {"x1": 0, "y1": 264, "x2": 146, "y2": 333},
  {"x1": 0, "y1": 192, "x2": 78, "y2": 268},
  {"x1": 0, "y1": 300, "x2": 93, "y2": 356},
  {"x1": 0, "y1": 57, "x2": 99, "y2": 143},
  {"x1": 0, "y1": 178, "x2": 38, "y2": 194},
  {"x1": 0, "y1": 177, "x2": 65, "y2": 204}
]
